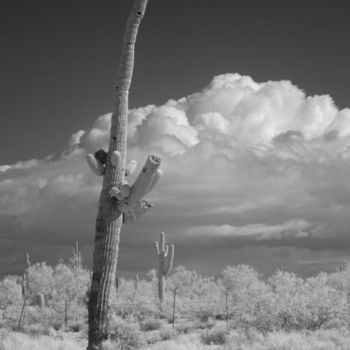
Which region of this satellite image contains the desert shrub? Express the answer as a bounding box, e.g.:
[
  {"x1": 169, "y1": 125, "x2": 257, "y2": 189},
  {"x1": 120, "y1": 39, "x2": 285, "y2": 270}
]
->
[
  {"x1": 26, "y1": 263, "x2": 54, "y2": 302},
  {"x1": 102, "y1": 339, "x2": 119, "y2": 350},
  {"x1": 218, "y1": 264, "x2": 271, "y2": 330},
  {"x1": 268, "y1": 271, "x2": 349, "y2": 331},
  {"x1": 108, "y1": 315, "x2": 146, "y2": 350},
  {"x1": 110, "y1": 278, "x2": 159, "y2": 320},
  {"x1": 194, "y1": 318, "x2": 216, "y2": 330},
  {"x1": 51, "y1": 263, "x2": 90, "y2": 303},
  {"x1": 219, "y1": 266, "x2": 275, "y2": 332},
  {"x1": 175, "y1": 321, "x2": 195, "y2": 334},
  {"x1": 223, "y1": 329, "x2": 350, "y2": 350},
  {"x1": 25, "y1": 306, "x2": 62, "y2": 331},
  {"x1": 69, "y1": 319, "x2": 87, "y2": 333},
  {"x1": 213, "y1": 269, "x2": 350, "y2": 333},
  {"x1": 162, "y1": 266, "x2": 222, "y2": 324},
  {"x1": 149, "y1": 334, "x2": 202, "y2": 350},
  {"x1": 143, "y1": 330, "x2": 162, "y2": 344},
  {"x1": 22, "y1": 323, "x2": 51, "y2": 336},
  {"x1": 25, "y1": 259, "x2": 90, "y2": 313},
  {"x1": 189, "y1": 277, "x2": 222, "y2": 322},
  {"x1": 1, "y1": 305, "x2": 23, "y2": 329},
  {"x1": 201, "y1": 325, "x2": 228, "y2": 345},
  {"x1": 0, "y1": 277, "x2": 23, "y2": 310},
  {"x1": 140, "y1": 318, "x2": 162, "y2": 331},
  {"x1": 159, "y1": 327, "x2": 175, "y2": 341}
]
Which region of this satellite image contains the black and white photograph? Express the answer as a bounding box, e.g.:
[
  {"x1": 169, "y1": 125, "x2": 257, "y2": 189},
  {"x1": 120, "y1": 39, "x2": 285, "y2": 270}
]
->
[{"x1": 1, "y1": 1, "x2": 350, "y2": 349}]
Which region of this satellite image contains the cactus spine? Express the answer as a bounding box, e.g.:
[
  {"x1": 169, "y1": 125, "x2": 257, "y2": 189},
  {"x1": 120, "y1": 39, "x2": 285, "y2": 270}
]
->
[{"x1": 155, "y1": 232, "x2": 174, "y2": 302}]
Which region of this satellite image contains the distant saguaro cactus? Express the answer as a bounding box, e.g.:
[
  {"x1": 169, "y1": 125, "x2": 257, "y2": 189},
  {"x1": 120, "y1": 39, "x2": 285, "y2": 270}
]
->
[
  {"x1": 134, "y1": 274, "x2": 139, "y2": 291},
  {"x1": 72, "y1": 240, "x2": 82, "y2": 270},
  {"x1": 155, "y1": 232, "x2": 174, "y2": 302},
  {"x1": 21, "y1": 253, "x2": 31, "y2": 299}
]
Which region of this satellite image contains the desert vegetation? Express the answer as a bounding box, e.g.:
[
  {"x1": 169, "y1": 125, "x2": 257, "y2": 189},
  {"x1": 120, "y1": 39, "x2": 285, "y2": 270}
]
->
[
  {"x1": 1, "y1": 247, "x2": 350, "y2": 349},
  {"x1": 2, "y1": 0, "x2": 349, "y2": 349}
]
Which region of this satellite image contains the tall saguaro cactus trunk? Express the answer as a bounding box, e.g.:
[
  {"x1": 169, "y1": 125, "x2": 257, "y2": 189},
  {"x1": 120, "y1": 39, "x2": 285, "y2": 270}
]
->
[
  {"x1": 87, "y1": 1, "x2": 149, "y2": 349},
  {"x1": 155, "y1": 232, "x2": 174, "y2": 303}
]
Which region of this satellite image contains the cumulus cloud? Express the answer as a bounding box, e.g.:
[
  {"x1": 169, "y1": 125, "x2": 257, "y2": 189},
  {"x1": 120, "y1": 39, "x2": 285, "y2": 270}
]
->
[{"x1": 1, "y1": 73, "x2": 350, "y2": 275}]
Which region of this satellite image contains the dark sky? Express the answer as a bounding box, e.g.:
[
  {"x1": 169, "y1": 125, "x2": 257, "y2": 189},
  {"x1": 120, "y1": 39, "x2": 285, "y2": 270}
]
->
[
  {"x1": 1, "y1": 0, "x2": 350, "y2": 279},
  {"x1": 1, "y1": 0, "x2": 349, "y2": 164}
]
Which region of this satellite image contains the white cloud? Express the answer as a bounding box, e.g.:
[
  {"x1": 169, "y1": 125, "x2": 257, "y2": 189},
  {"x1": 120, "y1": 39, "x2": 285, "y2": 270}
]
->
[
  {"x1": 1, "y1": 73, "x2": 350, "y2": 254},
  {"x1": 184, "y1": 219, "x2": 314, "y2": 240}
]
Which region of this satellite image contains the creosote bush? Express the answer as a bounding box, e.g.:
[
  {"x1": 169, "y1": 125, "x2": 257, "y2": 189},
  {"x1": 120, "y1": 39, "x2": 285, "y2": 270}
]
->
[
  {"x1": 201, "y1": 325, "x2": 228, "y2": 345},
  {"x1": 140, "y1": 318, "x2": 162, "y2": 331},
  {"x1": 108, "y1": 315, "x2": 146, "y2": 350},
  {"x1": 0, "y1": 260, "x2": 350, "y2": 345}
]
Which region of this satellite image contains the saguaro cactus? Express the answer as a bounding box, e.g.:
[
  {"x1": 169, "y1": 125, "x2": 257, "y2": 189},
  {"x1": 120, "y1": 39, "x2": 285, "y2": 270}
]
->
[
  {"x1": 86, "y1": 1, "x2": 159, "y2": 349},
  {"x1": 21, "y1": 253, "x2": 31, "y2": 299},
  {"x1": 155, "y1": 232, "x2": 174, "y2": 302},
  {"x1": 72, "y1": 241, "x2": 82, "y2": 270}
]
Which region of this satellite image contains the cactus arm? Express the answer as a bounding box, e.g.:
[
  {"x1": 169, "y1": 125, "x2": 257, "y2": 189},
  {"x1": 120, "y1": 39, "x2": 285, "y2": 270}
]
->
[
  {"x1": 126, "y1": 155, "x2": 161, "y2": 205},
  {"x1": 145, "y1": 169, "x2": 163, "y2": 195},
  {"x1": 155, "y1": 241, "x2": 160, "y2": 255},
  {"x1": 123, "y1": 210, "x2": 136, "y2": 224},
  {"x1": 86, "y1": 154, "x2": 105, "y2": 176},
  {"x1": 164, "y1": 244, "x2": 174, "y2": 276},
  {"x1": 164, "y1": 244, "x2": 169, "y2": 257},
  {"x1": 26, "y1": 253, "x2": 31, "y2": 268},
  {"x1": 160, "y1": 232, "x2": 165, "y2": 252},
  {"x1": 122, "y1": 200, "x2": 152, "y2": 223},
  {"x1": 111, "y1": 150, "x2": 121, "y2": 168},
  {"x1": 125, "y1": 160, "x2": 137, "y2": 176},
  {"x1": 119, "y1": 180, "x2": 131, "y2": 197}
]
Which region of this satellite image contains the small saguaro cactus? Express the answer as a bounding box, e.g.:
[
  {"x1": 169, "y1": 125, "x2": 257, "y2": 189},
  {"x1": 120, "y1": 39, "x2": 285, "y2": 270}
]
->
[
  {"x1": 21, "y1": 253, "x2": 31, "y2": 299},
  {"x1": 155, "y1": 232, "x2": 174, "y2": 302},
  {"x1": 72, "y1": 240, "x2": 82, "y2": 270},
  {"x1": 134, "y1": 274, "x2": 139, "y2": 291}
]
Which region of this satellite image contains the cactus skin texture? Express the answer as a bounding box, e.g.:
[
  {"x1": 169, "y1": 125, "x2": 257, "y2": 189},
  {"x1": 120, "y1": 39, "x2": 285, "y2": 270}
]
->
[{"x1": 155, "y1": 232, "x2": 174, "y2": 302}]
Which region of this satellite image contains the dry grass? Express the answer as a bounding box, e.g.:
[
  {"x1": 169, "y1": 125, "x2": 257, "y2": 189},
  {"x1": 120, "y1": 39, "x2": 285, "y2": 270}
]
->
[
  {"x1": 147, "y1": 328, "x2": 350, "y2": 350},
  {"x1": 2, "y1": 327, "x2": 350, "y2": 350},
  {"x1": 0, "y1": 330, "x2": 83, "y2": 350},
  {"x1": 224, "y1": 329, "x2": 350, "y2": 350}
]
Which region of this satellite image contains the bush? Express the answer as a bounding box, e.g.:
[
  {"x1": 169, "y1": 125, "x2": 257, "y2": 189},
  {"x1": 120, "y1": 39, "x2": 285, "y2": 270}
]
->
[
  {"x1": 175, "y1": 321, "x2": 195, "y2": 334},
  {"x1": 194, "y1": 318, "x2": 215, "y2": 330},
  {"x1": 25, "y1": 306, "x2": 62, "y2": 331},
  {"x1": 22, "y1": 323, "x2": 50, "y2": 337},
  {"x1": 109, "y1": 315, "x2": 146, "y2": 350},
  {"x1": 159, "y1": 327, "x2": 175, "y2": 341},
  {"x1": 268, "y1": 271, "x2": 349, "y2": 331},
  {"x1": 140, "y1": 318, "x2": 162, "y2": 331},
  {"x1": 69, "y1": 319, "x2": 87, "y2": 333},
  {"x1": 143, "y1": 330, "x2": 162, "y2": 344},
  {"x1": 201, "y1": 325, "x2": 228, "y2": 345}
]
